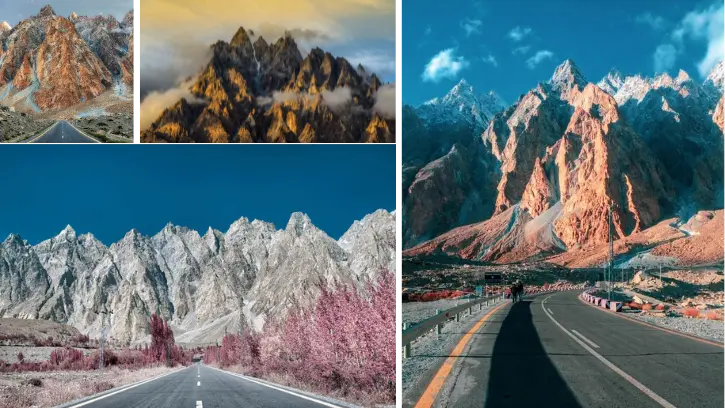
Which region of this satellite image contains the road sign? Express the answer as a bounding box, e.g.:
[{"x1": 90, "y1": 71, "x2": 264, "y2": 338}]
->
[
  {"x1": 476, "y1": 286, "x2": 483, "y2": 296},
  {"x1": 484, "y1": 272, "x2": 502, "y2": 284}
]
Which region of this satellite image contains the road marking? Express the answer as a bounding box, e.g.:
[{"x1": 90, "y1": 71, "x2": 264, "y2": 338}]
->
[
  {"x1": 548, "y1": 308, "x2": 554, "y2": 315},
  {"x1": 415, "y1": 300, "x2": 509, "y2": 408},
  {"x1": 26, "y1": 121, "x2": 59, "y2": 143},
  {"x1": 65, "y1": 366, "x2": 187, "y2": 407},
  {"x1": 196, "y1": 402, "x2": 203, "y2": 408},
  {"x1": 197, "y1": 381, "x2": 200, "y2": 386},
  {"x1": 66, "y1": 120, "x2": 101, "y2": 143},
  {"x1": 541, "y1": 294, "x2": 676, "y2": 408},
  {"x1": 571, "y1": 329, "x2": 600, "y2": 348},
  {"x1": 206, "y1": 365, "x2": 344, "y2": 407}
]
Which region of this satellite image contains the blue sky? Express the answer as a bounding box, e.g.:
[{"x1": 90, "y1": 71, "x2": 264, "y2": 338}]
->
[
  {"x1": 0, "y1": 145, "x2": 394, "y2": 245},
  {"x1": 403, "y1": 0, "x2": 724, "y2": 105}
]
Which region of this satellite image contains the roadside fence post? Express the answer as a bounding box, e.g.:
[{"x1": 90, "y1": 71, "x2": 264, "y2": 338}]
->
[
  {"x1": 435, "y1": 309, "x2": 442, "y2": 338},
  {"x1": 403, "y1": 322, "x2": 410, "y2": 358}
]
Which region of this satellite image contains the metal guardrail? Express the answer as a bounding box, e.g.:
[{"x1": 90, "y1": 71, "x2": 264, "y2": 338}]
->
[{"x1": 402, "y1": 293, "x2": 505, "y2": 354}]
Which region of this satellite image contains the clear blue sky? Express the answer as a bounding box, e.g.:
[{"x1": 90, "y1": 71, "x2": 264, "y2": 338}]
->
[
  {"x1": 0, "y1": 145, "x2": 394, "y2": 245},
  {"x1": 403, "y1": 0, "x2": 723, "y2": 105}
]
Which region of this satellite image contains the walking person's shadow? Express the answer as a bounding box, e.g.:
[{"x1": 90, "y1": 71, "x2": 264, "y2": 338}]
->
[{"x1": 484, "y1": 300, "x2": 582, "y2": 408}]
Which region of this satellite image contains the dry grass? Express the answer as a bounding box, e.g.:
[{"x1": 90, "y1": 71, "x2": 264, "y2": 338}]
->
[{"x1": 0, "y1": 365, "x2": 177, "y2": 408}]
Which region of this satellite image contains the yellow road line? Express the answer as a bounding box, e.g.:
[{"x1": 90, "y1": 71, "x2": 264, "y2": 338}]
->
[
  {"x1": 26, "y1": 121, "x2": 59, "y2": 143},
  {"x1": 414, "y1": 300, "x2": 509, "y2": 408}
]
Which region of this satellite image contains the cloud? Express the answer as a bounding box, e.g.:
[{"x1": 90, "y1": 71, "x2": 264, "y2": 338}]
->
[
  {"x1": 508, "y1": 26, "x2": 532, "y2": 42},
  {"x1": 669, "y1": 2, "x2": 724, "y2": 76},
  {"x1": 373, "y1": 83, "x2": 395, "y2": 119},
  {"x1": 321, "y1": 87, "x2": 353, "y2": 111},
  {"x1": 256, "y1": 23, "x2": 331, "y2": 42},
  {"x1": 140, "y1": 78, "x2": 205, "y2": 131},
  {"x1": 525, "y1": 50, "x2": 554, "y2": 69},
  {"x1": 421, "y1": 48, "x2": 470, "y2": 82},
  {"x1": 512, "y1": 45, "x2": 530, "y2": 55},
  {"x1": 140, "y1": 38, "x2": 212, "y2": 98},
  {"x1": 653, "y1": 44, "x2": 677, "y2": 73},
  {"x1": 345, "y1": 50, "x2": 396, "y2": 77},
  {"x1": 424, "y1": 25, "x2": 432, "y2": 36},
  {"x1": 461, "y1": 19, "x2": 483, "y2": 36},
  {"x1": 635, "y1": 12, "x2": 666, "y2": 30},
  {"x1": 482, "y1": 53, "x2": 498, "y2": 67}
]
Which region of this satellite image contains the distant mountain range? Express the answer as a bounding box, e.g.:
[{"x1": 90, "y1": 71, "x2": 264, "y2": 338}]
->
[
  {"x1": 403, "y1": 59, "x2": 724, "y2": 268},
  {"x1": 141, "y1": 26, "x2": 395, "y2": 143},
  {"x1": 0, "y1": 210, "x2": 395, "y2": 344},
  {"x1": 0, "y1": 5, "x2": 133, "y2": 112}
]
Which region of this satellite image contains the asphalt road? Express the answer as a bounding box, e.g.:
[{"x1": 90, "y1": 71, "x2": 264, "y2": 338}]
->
[
  {"x1": 418, "y1": 290, "x2": 723, "y2": 408},
  {"x1": 26, "y1": 120, "x2": 100, "y2": 143},
  {"x1": 63, "y1": 363, "x2": 343, "y2": 408}
]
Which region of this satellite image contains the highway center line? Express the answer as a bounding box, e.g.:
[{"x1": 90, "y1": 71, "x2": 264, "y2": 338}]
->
[
  {"x1": 66, "y1": 120, "x2": 101, "y2": 143},
  {"x1": 197, "y1": 381, "x2": 201, "y2": 386},
  {"x1": 414, "y1": 300, "x2": 510, "y2": 408},
  {"x1": 571, "y1": 329, "x2": 600, "y2": 349},
  {"x1": 196, "y1": 402, "x2": 203, "y2": 408},
  {"x1": 541, "y1": 294, "x2": 677, "y2": 408},
  {"x1": 65, "y1": 366, "x2": 187, "y2": 407}
]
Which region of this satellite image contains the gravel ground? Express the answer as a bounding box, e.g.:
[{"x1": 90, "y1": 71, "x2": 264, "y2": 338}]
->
[
  {"x1": 0, "y1": 365, "x2": 179, "y2": 408},
  {"x1": 402, "y1": 298, "x2": 506, "y2": 396},
  {"x1": 631, "y1": 313, "x2": 724, "y2": 343},
  {"x1": 0, "y1": 108, "x2": 53, "y2": 142},
  {"x1": 70, "y1": 113, "x2": 133, "y2": 142}
]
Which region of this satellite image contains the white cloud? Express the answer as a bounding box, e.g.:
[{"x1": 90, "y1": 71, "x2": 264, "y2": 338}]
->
[
  {"x1": 482, "y1": 53, "x2": 498, "y2": 67},
  {"x1": 373, "y1": 83, "x2": 395, "y2": 119},
  {"x1": 654, "y1": 44, "x2": 677, "y2": 73},
  {"x1": 525, "y1": 50, "x2": 553, "y2": 69},
  {"x1": 461, "y1": 18, "x2": 483, "y2": 36},
  {"x1": 512, "y1": 45, "x2": 530, "y2": 55},
  {"x1": 140, "y1": 78, "x2": 205, "y2": 131},
  {"x1": 636, "y1": 12, "x2": 666, "y2": 30},
  {"x1": 345, "y1": 50, "x2": 396, "y2": 77},
  {"x1": 421, "y1": 48, "x2": 470, "y2": 82},
  {"x1": 508, "y1": 26, "x2": 532, "y2": 42},
  {"x1": 321, "y1": 87, "x2": 353, "y2": 112},
  {"x1": 673, "y1": 2, "x2": 724, "y2": 76}
]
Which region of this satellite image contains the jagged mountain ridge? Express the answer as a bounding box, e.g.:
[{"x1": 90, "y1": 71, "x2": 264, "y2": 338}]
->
[
  {"x1": 402, "y1": 80, "x2": 507, "y2": 246},
  {"x1": 0, "y1": 5, "x2": 133, "y2": 112},
  {"x1": 141, "y1": 26, "x2": 395, "y2": 143},
  {"x1": 0, "y1": 210, "x2": 395, "y2": 344},
  {"x1": 404, "y1": 59, "x2": 723, "y2": 264}
]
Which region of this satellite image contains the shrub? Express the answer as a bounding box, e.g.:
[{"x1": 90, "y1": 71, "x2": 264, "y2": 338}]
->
[
  {"x1": 16, "y1": 352, "x2": 23, "y2": 362},
  {"x1": 26, "y1": 378, "x2": 42, "y2": 387},
  {"x1": 92, "y1": 381, "x2": 115, "y2": 393},
  {"x1": 706, "y1": 310, "x2": 722, "y2": 321},
  {"x1": 642, "y1": 304, "x2": 652, "y2": 311},
  {"x1": 655, "y1": 304, "x2": 666, "y2": 311}
]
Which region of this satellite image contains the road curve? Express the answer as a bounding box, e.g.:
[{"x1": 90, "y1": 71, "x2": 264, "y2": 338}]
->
[
  {"x1": 26, "y1": 120, "x2": 100, "y2": 143},
  {"x1": 412, "y1": 290, "x2": 723, "y2": 408},
  {"x1": 60, "y1": 363, "x2": 348, "y2": 408}
]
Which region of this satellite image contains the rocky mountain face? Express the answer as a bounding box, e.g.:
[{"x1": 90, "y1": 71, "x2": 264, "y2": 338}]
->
[
  {"x1": 404, "y1": 59, "x2": 723, "y2": 266},
  {"x1": 402, "y1": 80, "x2": 507, "y2": 247},
  {"x1": 0, "y1": 5, "x2": 132, "y2": 112},
  {"x1": 0, "y1": 210, "x2": 395, "y2": 344},
  {"x1": 141, "y1": 27, "x2": 394, "y2": 143}
]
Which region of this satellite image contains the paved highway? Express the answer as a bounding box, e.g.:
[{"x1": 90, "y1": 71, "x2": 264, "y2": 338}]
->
[
  {"x1": 26, "y1": 120, "x2": 100, "y2": 143},
  {"x1": 62, "y1": 363, "x2": 346, "y2": 408},
  {"x1": 410, "y1": 290, "x2": 723, "y2": 408}
]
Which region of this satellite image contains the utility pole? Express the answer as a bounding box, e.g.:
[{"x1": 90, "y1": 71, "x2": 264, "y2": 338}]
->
[{"x1": 95, "y1": 307, "x2": 113, "y2": 372}]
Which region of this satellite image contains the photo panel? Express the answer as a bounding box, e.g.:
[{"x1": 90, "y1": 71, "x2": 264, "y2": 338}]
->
[{"x1": 0, "y1": 2, "x2": 133, "y2": 143}]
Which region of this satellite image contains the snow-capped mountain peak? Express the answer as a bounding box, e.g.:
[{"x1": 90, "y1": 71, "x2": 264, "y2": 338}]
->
[
  {"x1": 597, "y1": 69, "x2": 624, "y2": 95},
  {"x1": 550, "y1": 59, "x2": 588, "y2": 94},
  {"x1": 417, "y1": 78, "x2": 507, "y2": 133},
  {"x1": 705, "y1": 60, "x2": 724, "y2": 94},
  {"x1": 0, "y1": 21, "x2": 12, "y2": 32}
]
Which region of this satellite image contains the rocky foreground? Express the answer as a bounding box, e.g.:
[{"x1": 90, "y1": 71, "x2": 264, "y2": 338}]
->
[{"x1": 0, "y1": 107, "x2": 52, "y2": 142}]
